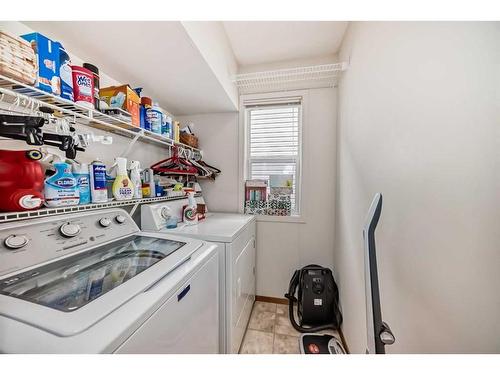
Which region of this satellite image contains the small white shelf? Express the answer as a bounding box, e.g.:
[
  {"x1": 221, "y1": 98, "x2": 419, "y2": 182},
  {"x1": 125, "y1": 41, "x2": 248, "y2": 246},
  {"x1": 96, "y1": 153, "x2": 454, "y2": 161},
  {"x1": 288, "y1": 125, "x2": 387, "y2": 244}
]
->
[
  {"x1": 0, "y1": 194, "x2": 200, "y2": 224},
  {"x1": 0, "y1": 74, "x2": 201, "y2": 154}
]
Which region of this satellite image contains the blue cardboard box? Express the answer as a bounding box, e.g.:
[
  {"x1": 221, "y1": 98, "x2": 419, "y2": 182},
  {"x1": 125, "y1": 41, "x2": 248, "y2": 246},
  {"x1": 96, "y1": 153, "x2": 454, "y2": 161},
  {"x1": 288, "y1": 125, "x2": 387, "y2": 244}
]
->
[{"x1": 21, "y1": 32, "x2": 61, "y2": 95}]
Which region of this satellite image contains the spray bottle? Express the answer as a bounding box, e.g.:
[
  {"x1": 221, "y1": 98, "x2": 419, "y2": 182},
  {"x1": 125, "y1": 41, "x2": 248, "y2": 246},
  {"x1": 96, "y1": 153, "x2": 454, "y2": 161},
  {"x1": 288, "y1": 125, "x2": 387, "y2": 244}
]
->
[
  {"x1": 129, "y1": 160, "x2": 143, "y2": 199},
  {"x1": 112, "y1": 157, "x2": 134, "y2": 200}
]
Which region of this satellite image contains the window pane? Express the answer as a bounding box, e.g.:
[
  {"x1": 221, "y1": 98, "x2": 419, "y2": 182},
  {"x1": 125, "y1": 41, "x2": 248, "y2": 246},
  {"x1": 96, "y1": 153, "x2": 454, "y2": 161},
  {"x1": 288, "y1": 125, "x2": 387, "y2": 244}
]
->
[
  {"x1": 250, "y1": 106, "x2": 299, "y2": 158},
  {"x1": 250, "y1": 161, "x2": 297, "y2": 212}
]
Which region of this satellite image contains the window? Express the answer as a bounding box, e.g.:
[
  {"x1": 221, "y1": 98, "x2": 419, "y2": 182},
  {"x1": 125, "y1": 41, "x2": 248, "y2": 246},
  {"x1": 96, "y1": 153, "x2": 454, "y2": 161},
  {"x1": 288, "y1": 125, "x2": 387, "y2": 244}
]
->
[{"x1": 245, "y1": 101, "x2": 302, "y2": 214}]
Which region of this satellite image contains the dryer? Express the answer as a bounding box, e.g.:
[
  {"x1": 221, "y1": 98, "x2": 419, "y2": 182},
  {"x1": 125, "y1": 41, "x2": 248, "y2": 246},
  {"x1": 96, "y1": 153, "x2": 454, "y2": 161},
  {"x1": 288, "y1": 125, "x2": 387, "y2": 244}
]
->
[
  {"x1": 142, "y1": 198, "x2": 256, "y2": 354},
  {"x1": 0, "y1": 209, "x2": 219, "y2": 353}
]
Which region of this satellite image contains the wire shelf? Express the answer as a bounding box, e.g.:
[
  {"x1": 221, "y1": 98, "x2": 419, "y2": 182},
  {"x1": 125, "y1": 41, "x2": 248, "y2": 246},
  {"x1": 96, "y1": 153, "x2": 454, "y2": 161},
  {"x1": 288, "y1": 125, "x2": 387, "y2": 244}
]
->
[
  {"x1": 0, "y1": 74, "x2": 201, "y2": 155},
  {"x1": 0, "y1": 193, "x2": 201, "y2": 224},
  {"x1": 232, "y1": 63, "x2": 347, "y2": 93}
]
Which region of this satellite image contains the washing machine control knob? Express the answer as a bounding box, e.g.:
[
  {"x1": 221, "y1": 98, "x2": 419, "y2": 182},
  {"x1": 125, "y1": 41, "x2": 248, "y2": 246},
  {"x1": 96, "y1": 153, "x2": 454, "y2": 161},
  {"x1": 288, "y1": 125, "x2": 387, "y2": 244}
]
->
[
  {"x1": 59, "y1": 222, "x2": 81, "y2": 238},
  {"x1": 115, "y1": 215, "x2": 126, "y2": 224},
  {"x1": 160, "y1": 207, "x2": 171, "y2": 219},
  {"x1": 99, "y1": 217, "x2": 111, "y2": 227},
  {"x1": 4, "y1": 235, "x2": 29, "y2": 250}
]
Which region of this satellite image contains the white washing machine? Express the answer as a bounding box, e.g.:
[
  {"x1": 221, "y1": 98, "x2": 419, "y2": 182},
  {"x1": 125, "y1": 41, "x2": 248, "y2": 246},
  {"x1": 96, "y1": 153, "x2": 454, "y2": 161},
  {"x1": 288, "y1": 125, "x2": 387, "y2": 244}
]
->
[
  {"x1": 141, "y1": 198, "x2": 256, "y2": 354},
  {"x1": 0, "y1": 208, "x2": 219, "y2": 354}
]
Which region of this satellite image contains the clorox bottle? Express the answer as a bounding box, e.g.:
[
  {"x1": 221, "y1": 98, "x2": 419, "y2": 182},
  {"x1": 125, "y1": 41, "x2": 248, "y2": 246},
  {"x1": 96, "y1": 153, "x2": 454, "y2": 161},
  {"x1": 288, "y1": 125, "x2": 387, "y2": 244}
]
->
[{"x1": 44, "y1": 160, "x2": 80, "y2": 207}]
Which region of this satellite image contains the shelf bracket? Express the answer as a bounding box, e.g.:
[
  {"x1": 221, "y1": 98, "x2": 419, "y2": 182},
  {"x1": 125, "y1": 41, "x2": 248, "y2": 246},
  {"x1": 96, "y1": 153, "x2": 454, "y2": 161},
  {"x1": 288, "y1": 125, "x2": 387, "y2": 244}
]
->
[{"x1": 120, "y1": 131, "x2": 142, "y2": 158}]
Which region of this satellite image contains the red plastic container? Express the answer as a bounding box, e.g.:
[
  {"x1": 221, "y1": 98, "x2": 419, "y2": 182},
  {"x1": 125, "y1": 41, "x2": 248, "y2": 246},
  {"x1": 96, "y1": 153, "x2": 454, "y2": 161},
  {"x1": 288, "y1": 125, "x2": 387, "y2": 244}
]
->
[
  {"x1": 71, "y1": 65, "x2": 94, "y2": 109},
  {"x1": 0, "y1": 149, "x2": 45, "y2": 212}
]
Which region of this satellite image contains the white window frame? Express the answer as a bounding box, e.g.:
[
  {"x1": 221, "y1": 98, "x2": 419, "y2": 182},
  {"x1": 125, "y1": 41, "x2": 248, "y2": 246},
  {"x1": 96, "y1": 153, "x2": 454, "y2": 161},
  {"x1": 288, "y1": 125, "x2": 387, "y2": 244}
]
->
[{"x1": 238, "y1": 90, "x2": 308, "y2": 222}]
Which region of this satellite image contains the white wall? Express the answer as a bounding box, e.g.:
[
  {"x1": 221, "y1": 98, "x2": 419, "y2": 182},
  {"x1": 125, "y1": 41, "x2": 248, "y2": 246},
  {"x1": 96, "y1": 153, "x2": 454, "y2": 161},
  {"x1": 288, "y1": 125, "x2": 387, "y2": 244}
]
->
[
  {"x1": 335, "y1": 22, "x2": 500, "y2": 353},
  {"x1": 176, "y1": 113, "x2": 240, "y2": 213},
  {"x1": 179, "y1": 88, "x2": 338, "y2": 298},
  {"x1": 255, "y1": 88, "x2": 337, "y2": 297}
]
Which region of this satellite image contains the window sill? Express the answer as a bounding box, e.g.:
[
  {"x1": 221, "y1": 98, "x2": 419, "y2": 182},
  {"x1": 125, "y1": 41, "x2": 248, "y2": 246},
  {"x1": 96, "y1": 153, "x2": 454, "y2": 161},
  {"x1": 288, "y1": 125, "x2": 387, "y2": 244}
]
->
[{"x1": 254, "y1": 215, "x2": 306, "y2": 224}]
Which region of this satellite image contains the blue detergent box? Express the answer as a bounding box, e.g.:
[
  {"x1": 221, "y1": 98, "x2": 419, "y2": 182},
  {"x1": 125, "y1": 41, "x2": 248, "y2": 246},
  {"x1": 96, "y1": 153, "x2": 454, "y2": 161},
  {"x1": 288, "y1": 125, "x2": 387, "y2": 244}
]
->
[{"x1": 21, "y1": 32, "x2": 61, "y2": 96}]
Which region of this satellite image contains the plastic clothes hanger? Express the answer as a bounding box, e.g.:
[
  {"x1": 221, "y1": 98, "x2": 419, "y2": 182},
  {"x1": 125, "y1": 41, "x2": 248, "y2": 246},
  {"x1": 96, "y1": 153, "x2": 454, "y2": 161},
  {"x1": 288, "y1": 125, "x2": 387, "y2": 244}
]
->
[{"x1": 151, "y1": 146, "x2": 198, "y2": 176}]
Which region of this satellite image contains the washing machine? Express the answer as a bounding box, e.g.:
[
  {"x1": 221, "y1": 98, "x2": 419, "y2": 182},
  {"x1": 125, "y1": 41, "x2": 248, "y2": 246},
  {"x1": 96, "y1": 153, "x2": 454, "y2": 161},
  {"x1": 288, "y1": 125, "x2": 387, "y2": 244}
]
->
[
  {"x1": 0, "y1": 208, "x2": 219, "y2": 353},
  {"x1": 141, "y1": 198, "x2": 256, "y2": 354}
]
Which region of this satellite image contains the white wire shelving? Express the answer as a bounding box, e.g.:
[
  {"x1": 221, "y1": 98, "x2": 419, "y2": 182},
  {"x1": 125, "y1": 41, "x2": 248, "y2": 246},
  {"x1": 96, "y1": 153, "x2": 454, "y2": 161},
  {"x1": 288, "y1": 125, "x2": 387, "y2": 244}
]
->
[
  {"x1": 232, "y1": 63, "x2": 347, "y2": 93},
  {"x1": 0, "y1": 74, "x2": 201, "y2": 156},
  {"x1": 0, "y1": 193, "x2": 201, "y2": 224}
]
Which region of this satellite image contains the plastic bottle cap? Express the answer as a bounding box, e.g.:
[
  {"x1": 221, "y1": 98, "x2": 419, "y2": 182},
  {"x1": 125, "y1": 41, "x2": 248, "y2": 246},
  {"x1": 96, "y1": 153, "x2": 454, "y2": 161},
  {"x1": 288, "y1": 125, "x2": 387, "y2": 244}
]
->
[
  {"x1": 83, "y1": 63, "x2": 99, "y2": 75},
  {"x1": 141, "y1": 97, "x2": 152, "y2": 107}
]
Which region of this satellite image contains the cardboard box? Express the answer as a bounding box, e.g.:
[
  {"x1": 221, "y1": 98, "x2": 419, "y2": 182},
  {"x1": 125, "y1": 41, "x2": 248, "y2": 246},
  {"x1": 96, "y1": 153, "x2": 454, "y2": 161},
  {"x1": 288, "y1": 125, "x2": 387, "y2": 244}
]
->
[
  {"x1": 100, "y1": 85, "x2": 140, "y2": 126},
  {"x1": 21, "y1": 32, "x2": 61, "y2": 95}
]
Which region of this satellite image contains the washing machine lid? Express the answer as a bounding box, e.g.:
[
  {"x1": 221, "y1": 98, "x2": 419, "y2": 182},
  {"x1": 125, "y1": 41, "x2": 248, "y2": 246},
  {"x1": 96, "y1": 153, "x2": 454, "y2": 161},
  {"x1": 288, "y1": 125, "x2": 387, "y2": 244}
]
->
[
  {"x1": 0, "y1": 232, "x2": 204, "y2": 337},
  {"x1": 164, "y1": 213, "x2": 255, "y2": 243}
]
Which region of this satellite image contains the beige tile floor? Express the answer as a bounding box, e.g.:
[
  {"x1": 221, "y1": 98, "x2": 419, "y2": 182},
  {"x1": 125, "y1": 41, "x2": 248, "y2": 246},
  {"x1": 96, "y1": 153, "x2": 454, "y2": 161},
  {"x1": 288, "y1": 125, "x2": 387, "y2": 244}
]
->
[{"x1": 239, "y1": 301, "x2": 340, "y2": 354}]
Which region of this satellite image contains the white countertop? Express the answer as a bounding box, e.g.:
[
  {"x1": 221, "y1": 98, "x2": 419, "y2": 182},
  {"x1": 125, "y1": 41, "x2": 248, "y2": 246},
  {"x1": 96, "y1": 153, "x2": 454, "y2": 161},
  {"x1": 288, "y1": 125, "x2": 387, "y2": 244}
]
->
[{"x1": 161, "y1": 213, "x2": 255, "y2": 243}]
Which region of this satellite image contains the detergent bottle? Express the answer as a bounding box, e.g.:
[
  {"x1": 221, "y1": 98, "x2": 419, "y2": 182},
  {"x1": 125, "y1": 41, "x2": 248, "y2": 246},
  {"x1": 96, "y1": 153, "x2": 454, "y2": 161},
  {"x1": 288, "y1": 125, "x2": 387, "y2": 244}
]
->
[
  {"x1": 89, "y1": 159, "x2": 108, "y2": 203},
  {"x1": 112, "y1": 157, "x2": 134, "y2": 200},
  {"x1": 44, "y1": 157, "x2": 80, "y2": 207}
]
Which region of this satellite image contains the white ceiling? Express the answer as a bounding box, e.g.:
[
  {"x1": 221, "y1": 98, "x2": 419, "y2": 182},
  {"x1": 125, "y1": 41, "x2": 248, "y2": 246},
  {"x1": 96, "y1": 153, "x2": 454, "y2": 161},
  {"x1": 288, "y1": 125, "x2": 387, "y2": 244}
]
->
[
  {"x1": 24, "y1": 21, "x2": 238, "y2": 115},
  {"x1": 223, "y1": 21, "x2": 349, "y2": 67}
]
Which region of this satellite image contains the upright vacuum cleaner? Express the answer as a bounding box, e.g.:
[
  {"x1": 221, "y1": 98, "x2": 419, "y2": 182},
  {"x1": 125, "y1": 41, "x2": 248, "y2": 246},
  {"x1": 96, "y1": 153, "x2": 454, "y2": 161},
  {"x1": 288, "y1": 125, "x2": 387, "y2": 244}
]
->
[{"x1": 285, "y1": 264, "x2": 345, "y2": 354}]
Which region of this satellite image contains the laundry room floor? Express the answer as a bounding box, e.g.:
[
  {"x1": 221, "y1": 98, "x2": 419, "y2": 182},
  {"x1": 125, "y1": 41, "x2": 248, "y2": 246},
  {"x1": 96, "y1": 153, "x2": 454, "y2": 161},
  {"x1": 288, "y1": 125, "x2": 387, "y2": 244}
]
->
[{"x1": 239, "y1": 301, "x2": 341, "y2": 354}]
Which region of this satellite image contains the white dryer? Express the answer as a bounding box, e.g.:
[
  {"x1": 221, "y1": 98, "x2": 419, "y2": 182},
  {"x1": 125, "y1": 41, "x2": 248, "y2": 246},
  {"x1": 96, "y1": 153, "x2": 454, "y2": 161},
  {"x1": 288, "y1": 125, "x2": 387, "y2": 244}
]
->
[
  {"x1": 0, "y1": 209, "x2": 219, "y2": 353},
  {"x1": 142, "y1": 198, "x2": 256, "y2": 354}
]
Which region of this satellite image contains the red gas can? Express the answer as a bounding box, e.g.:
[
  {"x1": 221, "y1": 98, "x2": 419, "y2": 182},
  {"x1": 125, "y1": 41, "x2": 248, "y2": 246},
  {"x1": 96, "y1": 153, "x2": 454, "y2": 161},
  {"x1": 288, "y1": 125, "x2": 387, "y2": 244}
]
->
[{"x1": 0, "y1": 149, "x2": 45, "y2": 212}]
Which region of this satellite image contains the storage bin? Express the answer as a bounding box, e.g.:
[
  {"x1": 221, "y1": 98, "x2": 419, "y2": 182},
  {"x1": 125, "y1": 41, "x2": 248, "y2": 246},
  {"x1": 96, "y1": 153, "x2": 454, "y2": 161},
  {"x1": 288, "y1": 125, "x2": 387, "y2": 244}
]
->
[
  {"x1": 100, "y1": 84, "x2": 141, "y2": 126},
  {"x1": 180, "y1": 131, "x2": 199, "y2": 148}
]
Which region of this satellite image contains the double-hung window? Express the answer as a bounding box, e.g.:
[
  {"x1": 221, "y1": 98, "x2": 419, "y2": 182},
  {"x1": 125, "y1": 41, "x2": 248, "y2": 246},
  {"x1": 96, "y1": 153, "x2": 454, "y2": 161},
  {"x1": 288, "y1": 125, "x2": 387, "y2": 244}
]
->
[{"x1": 245, "y1": 99, "x2": 302, "y2": 214}]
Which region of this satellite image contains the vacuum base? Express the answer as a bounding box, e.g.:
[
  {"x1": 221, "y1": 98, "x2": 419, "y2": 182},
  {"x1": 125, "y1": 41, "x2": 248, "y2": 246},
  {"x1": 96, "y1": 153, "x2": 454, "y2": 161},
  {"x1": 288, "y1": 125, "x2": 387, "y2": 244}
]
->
[{"x1": 299, "y1": 334, "x2": 346, "y2": 354}]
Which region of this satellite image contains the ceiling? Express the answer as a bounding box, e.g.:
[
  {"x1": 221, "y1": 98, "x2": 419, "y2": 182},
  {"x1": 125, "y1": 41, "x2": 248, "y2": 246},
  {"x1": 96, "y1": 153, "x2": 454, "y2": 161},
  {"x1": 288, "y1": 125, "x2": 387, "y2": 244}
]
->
[
  {"x1": 24, "y1": 21, "x2": 238, "y2": 115},
  {"x1": 223, "y1": 21, "x2": 349, "y2": 67}
]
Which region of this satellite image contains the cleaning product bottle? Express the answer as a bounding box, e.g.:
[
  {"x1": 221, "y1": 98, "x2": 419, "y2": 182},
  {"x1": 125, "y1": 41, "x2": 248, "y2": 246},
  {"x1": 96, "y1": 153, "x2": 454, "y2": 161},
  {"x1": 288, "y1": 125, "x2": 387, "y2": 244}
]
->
[
  {"x1": 183, "y1": 191, "x2": 198, "y2": 225},
  {"x1": 165, "y1": 115, "x2": 173, "y2": 139},
  {"x1": 161, "y1": 109, "x2": 169, "y2": 136},
  {"x1": 141, "y1": 168, "x2": 156, "y2": 198},
  {"x1": 174, "y1": 121, "x2": 180, "y2": 142},
  {"x1": 89, "y1": 159, "x2": 108, "y2": 203},
  {"x1": 72, "y1": 163, "x2": 90, "y2": 205},
  {"x1": 129, "y1": 160, "x2": 143, "y2": 199},
  {"x1": 44, "y1": 159, "x2": 80, "y2": 207},
  {"x1": 147, "y1": 102, "x2": 162, "y2": 134},
  {"x1": 154, "y1": 175, "x2": 162, "y2": 197},
  {"x1": 112, "y1": 157, "x2": 134, "y2": 200},
  {"x1": 140, "y1": 96, "x2": 152, "y2": 131},
  {"x1": 141, "y1": 170, "x2": 151, "y2": 198}
]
